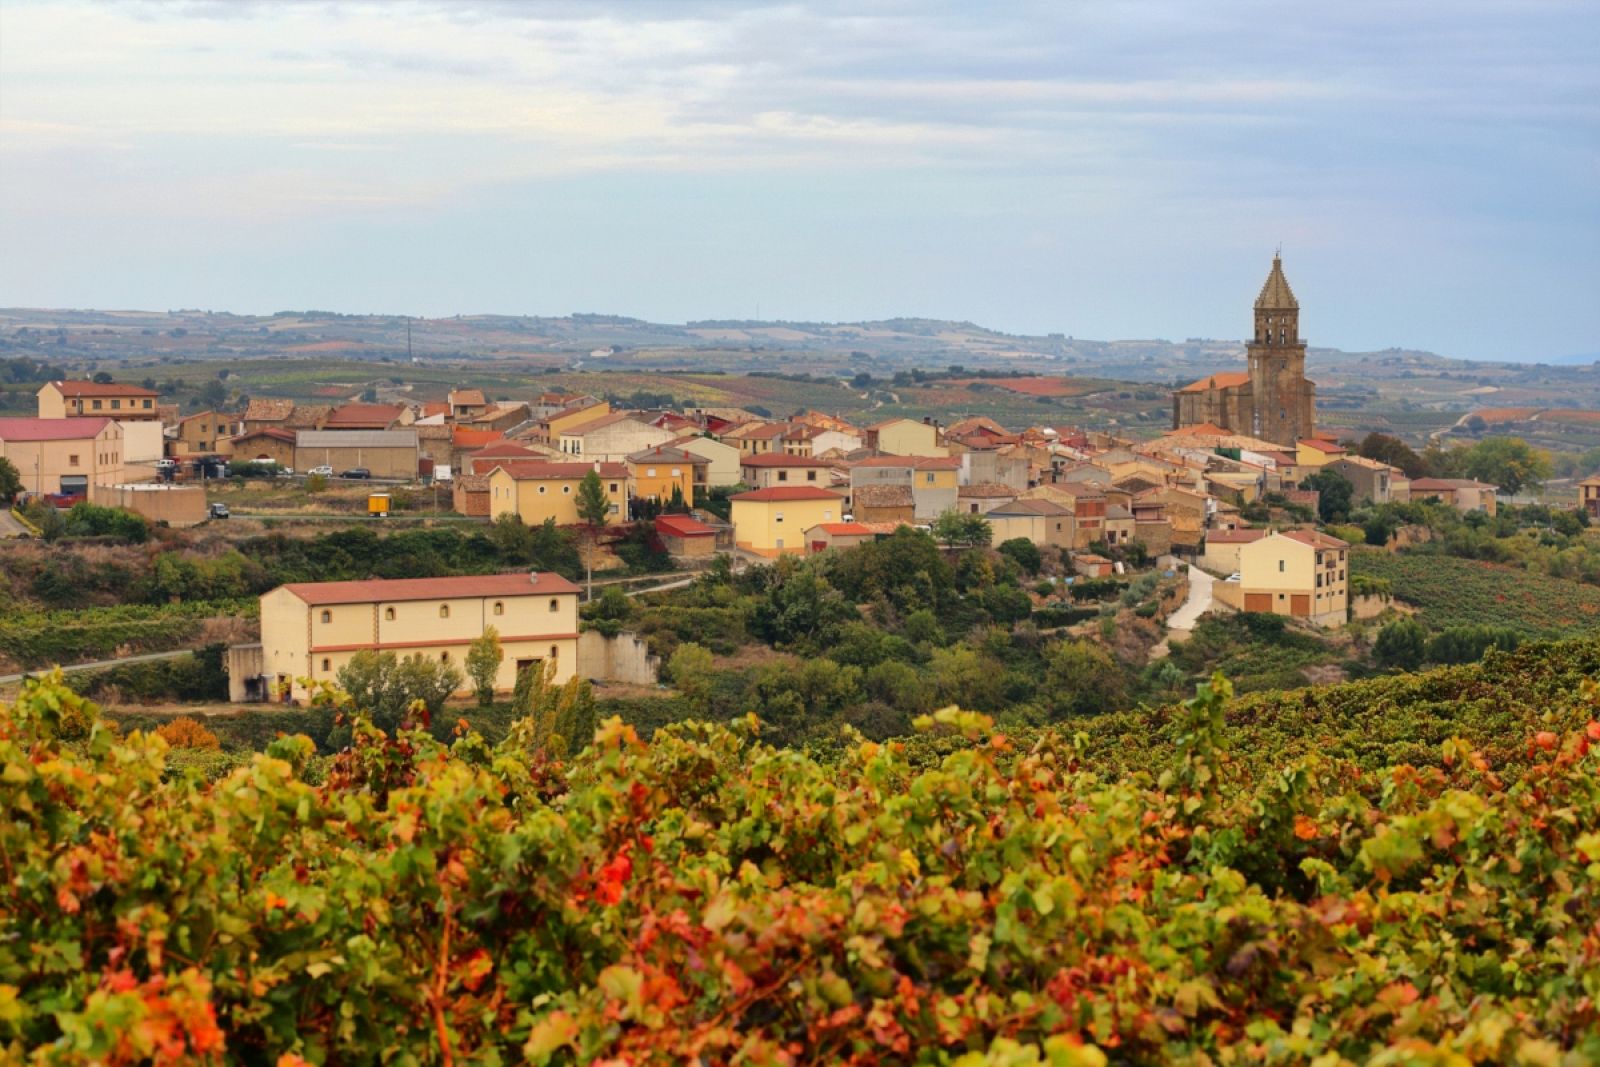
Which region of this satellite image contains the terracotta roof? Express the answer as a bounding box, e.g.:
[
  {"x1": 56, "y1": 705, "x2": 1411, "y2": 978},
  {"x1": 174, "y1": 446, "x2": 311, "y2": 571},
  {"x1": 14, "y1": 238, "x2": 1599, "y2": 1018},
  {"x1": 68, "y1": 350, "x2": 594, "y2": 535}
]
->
[
  {"x1": 0, "y1": 416, "x2": 115, "y2": 441},
  {"x1": 1298, "y1": 438, "x2": 1347, "y2": 454},
  {"x1": 283, "y1": 404, "x2": 330, "y2": 429},
  {"x1": 448, "y1": 389, "x2": 487, "y2": 406},
  {"x1": 233, "y1": 427, "x2": 296, "y2": 444},
  {"x1": 1076, "y1": 553, "x2": 1113, "y2": 565},
  {"x1": 992, "y1": 498, "x2": 1070, "y2": 516},
  {"x1": 627, "y1": 445, "x2": 703, "y2": 464},
  {"x1": 852, "y1": 484, "x2": 914, "y2": 507},
  {"x1": 1578, "y1": 475, "x2": 1600, "y2": 487},
  {"x1": 740, "y1": 453, "x2": 830, "y2": 467},
  {"x1": 810, "y1": 522, "x2": 876, "y2": 536},
  {"x1": 324, "y1": 403, "x2": 403, "y2": 428},
  {"x1": 731, "y1": 486, "x2": 845, "y2": 502},
  {"x1": 1281, "y1": 529, "x2": 1348, "y2": 551},
  {"x1": 453, "y1": 474, "x2": 489, "y2": 492},
  {"x1": 1205, "y1": 528, "x2": 1267, "y2": 544},
  {"x1": 244, "y1": 398, "x2": 296, "y2": 422},
  {"x1": 655, "y1": 514, "x2": 716, "y2": 537},
  {"x1": 1178, "y1": 375, "x2": 1250, "y2": 395},
  {"x1": 279, "y1": 572, "x2": 580, "y2": 606},
  {"x1": 1255, "y1": 254, "x2": 1299, "y2": 311},
  {"x1": 418, "y1": 402, "x2": 450, "y2": 419},
  {"x1": 490, "y1": 460, "x2": 628, "y2": 480},
  {"x1": 957, "y1": 482, "x2": 1017, "y2": 498},
  {"x1": 452, "y1": 427, "x2": 503, "y2": 448},
  {"x1": 472, "y1": 441, "x2": 542, "y2": 458},
  {"x1": 946, "y1": 416, "x2": 1009, "y2": 437},
  {"x1": 867, "y1": 416, "x2": 924, "y2": 430},
  {"x1": 48, "y1": 379, "x2": 158, "y2": 398}
]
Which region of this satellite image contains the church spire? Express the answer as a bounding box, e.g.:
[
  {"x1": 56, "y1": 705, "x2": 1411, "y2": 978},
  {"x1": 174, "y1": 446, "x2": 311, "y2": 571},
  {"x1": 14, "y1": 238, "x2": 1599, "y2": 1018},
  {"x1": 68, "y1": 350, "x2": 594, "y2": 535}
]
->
[{"x1": 1254, "y1": 254, "x2": 1298, "y2": 311}]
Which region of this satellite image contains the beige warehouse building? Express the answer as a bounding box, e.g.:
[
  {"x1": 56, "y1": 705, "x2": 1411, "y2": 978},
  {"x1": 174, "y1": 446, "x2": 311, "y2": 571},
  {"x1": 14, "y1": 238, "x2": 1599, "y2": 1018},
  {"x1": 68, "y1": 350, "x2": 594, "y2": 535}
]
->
[
  {"x1": 294, "y1": 429, "x2": 420, "y2": 479},
  {"x1": 258, "y1": 572, "x2": 582, "y2": 703},
  {"x1": 0, "y1": 417, "x2": 125, "y2": 499}
]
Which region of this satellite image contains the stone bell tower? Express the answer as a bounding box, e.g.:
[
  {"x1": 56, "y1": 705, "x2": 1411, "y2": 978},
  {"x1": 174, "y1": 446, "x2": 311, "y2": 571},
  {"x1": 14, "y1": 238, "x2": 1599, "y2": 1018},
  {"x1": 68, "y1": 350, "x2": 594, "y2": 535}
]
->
[{"x1": 1247, "y1": 254, "x2": 1316, "y2": 446}]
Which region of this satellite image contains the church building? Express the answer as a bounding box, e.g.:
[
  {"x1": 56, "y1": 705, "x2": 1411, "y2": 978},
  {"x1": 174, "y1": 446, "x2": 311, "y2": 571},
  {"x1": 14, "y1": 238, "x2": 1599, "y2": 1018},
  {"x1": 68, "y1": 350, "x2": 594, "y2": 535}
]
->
[{"x1": 1172, "y1": 255, "x2": 1316, "y2": 447}]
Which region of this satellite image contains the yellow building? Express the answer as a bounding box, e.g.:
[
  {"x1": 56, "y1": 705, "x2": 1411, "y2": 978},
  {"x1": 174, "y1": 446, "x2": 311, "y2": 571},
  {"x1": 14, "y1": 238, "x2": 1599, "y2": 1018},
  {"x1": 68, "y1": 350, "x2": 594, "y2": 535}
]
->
[
  {"x1": 38, "y1": 380, "x2": 165, "y2": 464},
  {"x1": 1235, "y1": 529, "x2": 1348, "y2": 628},
  {"x1": 487, "y1": 460, "x2": 628, "y2": 526},
  {"x1": 730, "y1": 485, "x2": 846, "y2": 557},
  {"x1": 258, "y1": 572, "x2": 582, "y2": 703},
  {"x1": 626, "y1": 445, "x2": 700, "y2": 505},
  {"x1": 1294, "y1": 437, "x2": 1348, "y2": 469},
  {"x1": 533, "y1": 400, "x2": 611, "y2": 444},
  {"x1": 739, "y1": 453, "x2": 832, "y2": 488},
  {"x1": 0, "y1": 417, "x2": 125, "y2": 499},
  {"x1": 864, "y1": 417, "x2": 947, "y2": 457}
]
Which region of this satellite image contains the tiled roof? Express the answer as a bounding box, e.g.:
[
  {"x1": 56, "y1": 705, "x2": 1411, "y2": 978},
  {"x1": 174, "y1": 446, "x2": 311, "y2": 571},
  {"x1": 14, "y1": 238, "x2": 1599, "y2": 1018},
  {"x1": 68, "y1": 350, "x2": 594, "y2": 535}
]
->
[
  {"x1": 655, "y1": 514, "x2": 716, "y2": 537},
  {"x1": 1410, "y1": 477, "x2": 1496, "y2": 491},
  {"x1": 280, "y1": 572, "x2": 580, "y2": 606},
  {"x1": 324, "y1": 403, "x2": 403, "y2": 428},
  {"x1": 244, "y1": 398, "x2": 296, "y2": 422},
  {"x1": 851, "y1": 484, "x2": 914, "y2": 507},
  {"x1": 0, "y1": 416, "x2": 114, "y2": 441},
  {"x1": 992, "y1": 498, "x2": 1070, "y2": 516},
  {"x1": 560, "y1": 411, "x2": 645, "y2": 435},
  {"x1": 1298, "y1": 438, "x2": 1347, "y2": 454},
  {"x1": 453, "y1": 474, "x2": 489, "y2": 492},
  {"x1": 233, "y1": 427, "x2": 296, "y2": 444},
  {"x1": 48, "y1": 379, "x2": 158, "y2": 398},
  {"x1": 731, "y1": 486, "x2": 844, "y2": 502},
  {"x1": 1177, "y1": 375, "x2": 1250, "y2": 395},
  {"x1": 490, "y1": 460, "x2": 628, "y2": 480},
  {"x1": 295, "y1": 429, "x2": 418, "y2": 449},
  {"x1": 283, "y1": 405, "x2": 330, "y2": 429},
  {"x1": 957, "y1": 482, "x2": 1017, "y2": 498},
  {"x1": 452, "y1": 427, "x2": 503, "y2": 448},
  {"x1": 627, "y1": 445, "x2": 703, "y2": 464},
  {"x1": 448, "y1": 389, "x2": 487, "y2": 406},
  {"x1": 1281, "y1": 529, "x2": 1348, "y2": 550},
  {"x1": 740, "y1": 453, "x2": 830, "y2": 467},
  {"x1": 1205, "y1": 528, "x2": 1267, "y2": 544},
  {"x1": 811, "y1": 522, "x2": 876, "y2": 536}
]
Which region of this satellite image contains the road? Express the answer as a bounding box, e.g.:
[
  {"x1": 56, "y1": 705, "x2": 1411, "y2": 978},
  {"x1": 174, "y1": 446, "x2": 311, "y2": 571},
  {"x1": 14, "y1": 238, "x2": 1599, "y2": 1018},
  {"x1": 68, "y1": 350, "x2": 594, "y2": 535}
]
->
[
  {"x1": 0, "y1": 648, "x2": 193, "y2": 686},
  {"x1": 1148, "y1": 563, "x2": 1215, "y2": 660},
  {"x1": 0, "y1": 508, "x2": 30, "y2": 539}
]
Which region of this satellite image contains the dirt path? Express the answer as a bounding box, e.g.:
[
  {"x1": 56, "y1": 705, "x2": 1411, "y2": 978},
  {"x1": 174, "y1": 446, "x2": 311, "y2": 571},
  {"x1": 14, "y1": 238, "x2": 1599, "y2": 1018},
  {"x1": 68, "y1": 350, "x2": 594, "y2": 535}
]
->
[{"x1": 1148, "y1": 564, "x2": 1214, "y2": 660}]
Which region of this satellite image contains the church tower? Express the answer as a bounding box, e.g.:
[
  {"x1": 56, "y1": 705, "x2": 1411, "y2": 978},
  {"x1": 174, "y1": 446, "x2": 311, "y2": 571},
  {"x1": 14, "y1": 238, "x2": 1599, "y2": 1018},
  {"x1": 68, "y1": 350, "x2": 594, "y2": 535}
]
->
[{"x1": 1247, "y1": 254, "x2": 1316, "y2": 445}]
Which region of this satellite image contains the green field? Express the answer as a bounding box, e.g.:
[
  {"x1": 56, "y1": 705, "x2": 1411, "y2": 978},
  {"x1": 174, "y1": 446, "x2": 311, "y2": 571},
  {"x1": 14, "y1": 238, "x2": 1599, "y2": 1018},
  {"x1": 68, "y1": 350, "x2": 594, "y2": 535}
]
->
[{"x1": 1350, "y1": 549, "x2": 1600, "y2": 637}]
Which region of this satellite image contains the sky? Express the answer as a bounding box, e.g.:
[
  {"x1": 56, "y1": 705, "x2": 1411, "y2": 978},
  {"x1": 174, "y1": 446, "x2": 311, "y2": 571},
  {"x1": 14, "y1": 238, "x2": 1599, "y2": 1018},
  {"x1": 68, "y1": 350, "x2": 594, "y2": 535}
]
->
[{"x1": 1, "y1": 1, "x2": 1595, "y2": 361}]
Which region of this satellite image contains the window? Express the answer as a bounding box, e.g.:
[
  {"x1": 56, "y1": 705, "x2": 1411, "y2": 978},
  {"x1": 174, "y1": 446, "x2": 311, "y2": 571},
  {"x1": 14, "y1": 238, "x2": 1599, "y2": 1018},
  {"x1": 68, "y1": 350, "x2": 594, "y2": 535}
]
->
[
  {"x1": 1278, "y1": 560, "x2": 1285, "y2": 572},
  {"x1": 538, "y1": 485, "x2": 547, "y2": 495},
  {"x1": 321, "y1": 658, "x2": 331, "y2": 671},
  {"x1": 562, "y1": 485, "x2": 571, "y2": 494},
  {"x1": 68, "y1": 454, "x2": 79, "y2": 467},
  {"x1": 440, "y1": 651, "x2": 450, "y2": 663},
  {"x1": 807, "y1": 471, "x2": 817, "y2": 481},
  {"x1": 493, "y1": 601, "x2": 504, "y2": 616},
  {"x1": 647, "y1": 468, "x2": 657, "y2": 477},
  {"x1": 439, "y1": 605, "x2": 450, "y2": 618},
  {"x1": 777, "y1": 471, "x2": 788, "y2": 482},
  {"x1": 143, "y1": 399, "x2": 152, "y2": 409},
  {"x1": 385, "y1": 607, "x2": 396, "y2": 620},
  {"x1": 111, "y1": 399, "x2": 121, "y2": 409},
  {"x1": 925, "y1": 473, "x2": 934, "y2": 484},
  {"x1": 609, "y1": 483, "x2": 619, "y2": 493},
  {"x1": 775, "y1": 511, "x2": 784, "y2": 523},
  {"x1": 548, "y1": 598, "x2": 559, "y2": 612},
  {"x1": 671, "y1": 468, "x2": 681, "y2": 477},
  {"x1": 824, "y1": 510, "x2": 833, "y2": 521},
  {"x1": 550, "y1": 645, "x2": 559, "y2": 659},
  {"x1": 92, "y1": 399, "x2": 102, "y2": 410}
]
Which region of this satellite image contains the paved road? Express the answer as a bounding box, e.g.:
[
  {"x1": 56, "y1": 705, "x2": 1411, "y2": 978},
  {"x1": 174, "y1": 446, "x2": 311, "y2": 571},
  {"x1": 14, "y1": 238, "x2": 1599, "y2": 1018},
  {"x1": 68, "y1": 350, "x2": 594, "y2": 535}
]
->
[
  {"x1": 0, "y1": 648, "x2": 193, "y2": 686},
  {"x1": 1148, "y1": 564, "x2": 1215, "y2": 660},
  {"x1": 0, "y1": 508, "x2": 30, "y2": 538}
]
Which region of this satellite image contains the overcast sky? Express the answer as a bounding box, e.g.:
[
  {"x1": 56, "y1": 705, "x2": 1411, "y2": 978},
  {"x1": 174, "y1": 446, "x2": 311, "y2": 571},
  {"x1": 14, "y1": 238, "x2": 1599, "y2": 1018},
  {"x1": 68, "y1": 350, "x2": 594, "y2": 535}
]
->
[{"x1": 1, "y1": 1, "x2": 1595, "y2": 360}]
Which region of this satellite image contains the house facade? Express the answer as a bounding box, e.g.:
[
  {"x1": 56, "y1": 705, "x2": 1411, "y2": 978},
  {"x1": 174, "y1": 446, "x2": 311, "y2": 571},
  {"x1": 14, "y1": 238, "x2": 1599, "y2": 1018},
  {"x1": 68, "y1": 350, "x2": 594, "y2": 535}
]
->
[
  {"x1": 257, "y1": 572, "x2": 581, "y2": 703},
  {"x1": 1235, "y1": 529, "x2": 1348, "y2": 627},
  {"x1": 38, "y1": 380, "x2": 164, "y2": 463},
  {"x1": 729, "y1": 486, "x2": 846, "y2": 557},
  {"x1": 0, "y1": 417, "x2": 125, "y2": 499},
  {"x1": 487, "y1": 461, "x2": 628, "y2": 526}
]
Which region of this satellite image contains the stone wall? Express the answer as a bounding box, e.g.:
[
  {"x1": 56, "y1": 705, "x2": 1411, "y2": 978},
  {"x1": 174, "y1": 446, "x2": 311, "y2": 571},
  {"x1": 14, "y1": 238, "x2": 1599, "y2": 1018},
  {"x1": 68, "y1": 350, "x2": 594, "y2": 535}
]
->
[{"x1": 578, "y1": 630, "x2": 660, "y2": 686}]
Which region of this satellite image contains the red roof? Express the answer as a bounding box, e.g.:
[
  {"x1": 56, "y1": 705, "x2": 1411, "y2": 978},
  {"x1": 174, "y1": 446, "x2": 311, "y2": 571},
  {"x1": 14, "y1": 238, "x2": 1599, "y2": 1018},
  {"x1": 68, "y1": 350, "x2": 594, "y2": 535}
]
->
[
  {"x1": 490, "y1": 460, "x2": 628, "y2": 480},
  {"x1": 655, "y1": 514, "x2": 715, "y2": 538},
  {"x1": 233, "y1": 427, "x2": 296, "y2": 444},
  {"x1": 811, "y1": 522, "x2": 875, "y2": 536},
  {"x1": 1281, "y1": 529, "x2": 1348, "y2": 550},
  {"x1": 324, "y1": 403, "x2": 403, "y2": 428},
  {"x1": 731, "y1": 486, "x2": 845, "y2": 502},
  {"x1": 0, "y1": 416, "x2": 115, "y2": 441},
  {"x1": 1178, "y1": 372, "x2": 1250, "y2": 394},
  {"x1": 451, "y1": 427, "x2": 503, "y2": 448},
  {"x1": 1205, "y1": 528, "x2": 1267, "y2": 544},
  {"x1": 1298, "y1": 438, "x2": 1347, "y2": 454},
  {"x1": 48, "y1": 380, "x2": 159, "y2": 398},
  {"x1": 740, "y1": 453, "x2": 831, "y2": 467},
  {"x1": 279, "y1": 572, "x2": 580, "y2": 605}
]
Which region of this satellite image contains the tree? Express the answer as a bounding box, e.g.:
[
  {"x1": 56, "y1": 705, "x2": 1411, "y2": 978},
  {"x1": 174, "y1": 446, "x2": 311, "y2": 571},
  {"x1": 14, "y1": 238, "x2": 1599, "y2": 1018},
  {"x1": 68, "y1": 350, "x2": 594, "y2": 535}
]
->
[
  {"x1": 1356, "y1": 432, "x2": 1427, "y2": 478},
  {"x1": 91, "y1": 371, "x2": 114, "y2": 384},
  {"x1": 576, "y1": 470, "x2": 611, "y2": 599},
  {"x1": 465, "y1": 627, "x2": 503, "y2": 707},
  {"x1": 1043, "y1": 639, "x2": 1128, "y2": 719},
  {"x1": 505, "y1": 659, "x2": 598, "y2": 758},
  {"x1": 1301, "y1": 469, "x2": 1354, "y2": 523},
  {"x1": 0, "y1": 456, "x2": 22, "y2": 503},
  {"x1": 1373, "y1": 617, "x2": 1426, "y2": 671},
  {"x1": 996, "y1": 538, "x2": 1042, "y2": 575},
  {"x1": 932, "y1": 511, "x2": 992, "y2": 549},
  {"x1": 1458, "y1": 436, "x2": 1552, "y2": 497},
  {"x1": 666, "y1": 642, "x2": 715, "y2": 707},
  {"x1": 337, "y1": 650, "x2": 463, "y2": 732}
]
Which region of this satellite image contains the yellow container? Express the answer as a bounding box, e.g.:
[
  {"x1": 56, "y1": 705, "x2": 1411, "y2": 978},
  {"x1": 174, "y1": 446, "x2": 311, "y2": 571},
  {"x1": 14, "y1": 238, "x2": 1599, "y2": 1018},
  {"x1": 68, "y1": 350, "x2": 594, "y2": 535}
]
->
[{"x1": 368, "y1": 492, "x2": 391, "y2": 517}]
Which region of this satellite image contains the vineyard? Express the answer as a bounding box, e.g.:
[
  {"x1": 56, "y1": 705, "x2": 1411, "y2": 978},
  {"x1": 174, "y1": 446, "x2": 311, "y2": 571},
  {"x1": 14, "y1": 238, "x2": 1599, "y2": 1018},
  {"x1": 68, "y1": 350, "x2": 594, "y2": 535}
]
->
[
  {"x1": 1350, "y1": 549, "x2": 1600, "y2": 637},
  {"x1": 5, "y1": 638, "x2": 1600, "y2": 1064}
]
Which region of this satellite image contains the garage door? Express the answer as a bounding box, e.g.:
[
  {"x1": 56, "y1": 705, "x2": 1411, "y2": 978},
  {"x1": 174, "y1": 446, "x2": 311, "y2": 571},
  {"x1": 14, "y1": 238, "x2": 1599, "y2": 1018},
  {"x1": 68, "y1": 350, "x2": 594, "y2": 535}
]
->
[
  {"x1": 1244, "y1": 593, "x2": 1271, "y2": 612},
  {"x1": 1291, "y1": 594, "x2": 1311, "y2": 616},
  {"x1": 59, "y1": 475, "x2": 89, "y2": 496}
]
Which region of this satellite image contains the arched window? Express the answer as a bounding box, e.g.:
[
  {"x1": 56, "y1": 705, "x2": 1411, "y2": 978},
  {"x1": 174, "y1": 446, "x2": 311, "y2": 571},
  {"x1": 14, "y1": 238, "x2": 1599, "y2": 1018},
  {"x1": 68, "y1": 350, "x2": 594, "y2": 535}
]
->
[
  {"x1": 439, "y1": 604, "x2": 450, "y2": 618},
  {"x1": 549, "y1": 598, "x2": 559, "y2": 613},
  {"x1": 321, "y1": 658, "x2": 330, "y2": 671},
  {"x1": 385, "y1": 607, "x2": 396, "y2": 621},
  {"x1": 493, "y1": 601, "x2": 505, "y2": 616},
  {"x1": 440, "y1": 651, "x2": 450, "y2": 662},
  {"x1": 321, "y1": 610, "x2": 332, "y2": 624},
  {"x1": 562, "y1": 485, "x2": 571, "y2": 494},
  {"x1": 538, "y1": 485, "x2": 547, "y2": 495}
]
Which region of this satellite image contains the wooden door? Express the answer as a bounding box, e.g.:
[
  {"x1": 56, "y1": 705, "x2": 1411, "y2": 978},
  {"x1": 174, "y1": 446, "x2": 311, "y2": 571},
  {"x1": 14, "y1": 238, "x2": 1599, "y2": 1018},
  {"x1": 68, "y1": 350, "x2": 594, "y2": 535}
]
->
[
  {"x1": 1244, "y1": 593, "x2": 1271, "y2": 612},
  {"x1": 1290, "y1": 594, "x2": 1310, "y2": 616}
]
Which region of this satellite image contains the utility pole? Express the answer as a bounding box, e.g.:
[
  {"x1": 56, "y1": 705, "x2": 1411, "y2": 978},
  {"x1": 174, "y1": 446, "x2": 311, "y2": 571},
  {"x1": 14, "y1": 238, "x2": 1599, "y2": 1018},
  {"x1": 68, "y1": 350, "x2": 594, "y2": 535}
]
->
[{"x1": 406, "y1": 318, "x2": 413, "y2": 362}]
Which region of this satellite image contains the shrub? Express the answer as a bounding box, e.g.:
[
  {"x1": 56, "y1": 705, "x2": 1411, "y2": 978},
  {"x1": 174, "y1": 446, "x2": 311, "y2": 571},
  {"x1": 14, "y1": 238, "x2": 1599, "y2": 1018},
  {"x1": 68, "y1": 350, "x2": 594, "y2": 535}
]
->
[{"x1": 156, "y1": 716, "x2": 221, "y2": 750}]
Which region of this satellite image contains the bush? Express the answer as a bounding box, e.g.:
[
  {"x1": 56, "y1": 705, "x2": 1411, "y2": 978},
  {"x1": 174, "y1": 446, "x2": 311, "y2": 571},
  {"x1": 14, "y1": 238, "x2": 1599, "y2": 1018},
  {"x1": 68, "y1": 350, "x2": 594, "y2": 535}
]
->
[
  {"x1": 156, "y1": 716, "x2": 221, "y2": 750},
  {"x1": 1374, "y1": 617, "x2": 1427, "y2": 671},
  {"x1": 997, "y1": 537, "x2": 1042, "y2": 575}
]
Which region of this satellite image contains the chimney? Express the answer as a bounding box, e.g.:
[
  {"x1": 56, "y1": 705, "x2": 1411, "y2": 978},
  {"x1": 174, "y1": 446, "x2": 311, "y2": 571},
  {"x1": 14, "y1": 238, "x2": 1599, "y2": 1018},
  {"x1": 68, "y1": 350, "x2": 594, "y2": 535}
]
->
[{"x1": 593, "y1": 460, "x2": 601, "y2": 472}]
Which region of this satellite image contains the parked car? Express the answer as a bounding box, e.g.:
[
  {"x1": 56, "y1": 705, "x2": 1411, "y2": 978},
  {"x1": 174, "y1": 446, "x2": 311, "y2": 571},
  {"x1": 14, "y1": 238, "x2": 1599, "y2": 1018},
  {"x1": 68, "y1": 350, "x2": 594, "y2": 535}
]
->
[
  {"x1": 1225, "y1": 572, "x2": 1241, "y2": 583},
  {"x1": 275, "y1": 466, "x2": 295, "y2": 477},
  {"x1": 209, "y1": 502, "x2": 231, "y2": 520},
  {"x1": 341, "y1": 467, "x2": 371, "y2": 480},
  {"x1": 308, "y1": 465, "x2": 334, "y2": 477}
]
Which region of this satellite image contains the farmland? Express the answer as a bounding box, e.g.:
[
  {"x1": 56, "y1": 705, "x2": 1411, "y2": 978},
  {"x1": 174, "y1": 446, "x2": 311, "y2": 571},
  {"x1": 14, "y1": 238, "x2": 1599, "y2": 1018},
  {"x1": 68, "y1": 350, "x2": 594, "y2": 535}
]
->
[{"x1": 1350, "y1": 549, "x2": 1600, "y2": 637}]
